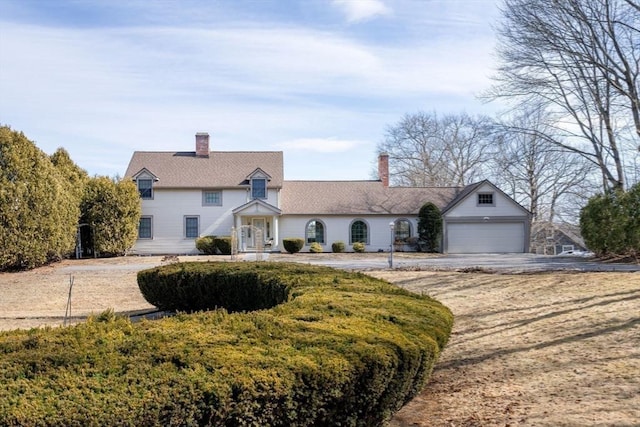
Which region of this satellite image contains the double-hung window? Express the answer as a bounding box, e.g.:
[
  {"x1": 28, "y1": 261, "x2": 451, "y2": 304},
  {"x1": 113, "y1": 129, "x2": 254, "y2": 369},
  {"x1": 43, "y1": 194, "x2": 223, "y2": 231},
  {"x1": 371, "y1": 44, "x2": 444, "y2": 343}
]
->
[
  {"x1": 138, "y1": 216, "x2": 152, "y2": 239},
  {"x1": 137, "y1": 179, "x2": 153, "y2": 199},
  {"x1": 185, "y1": 216, "x2": 199, "y2": 239},
  {"x1": 251, "y1": 178, "x2": 266, "y2": 199},
  {"x1": 203, "y1": 190, "x2": 222, "y2": 206}
]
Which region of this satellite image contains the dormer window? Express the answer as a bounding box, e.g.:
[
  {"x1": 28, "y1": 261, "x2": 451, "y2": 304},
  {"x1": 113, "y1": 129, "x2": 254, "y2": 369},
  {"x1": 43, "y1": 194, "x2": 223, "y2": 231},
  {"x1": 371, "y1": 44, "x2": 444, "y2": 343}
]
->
[
  {"x1": 251, "y1": 178, "x2": 266, "y2": 199},
  {"x1": 138, "y1": 179, "x2": 153, "y2": 199}
]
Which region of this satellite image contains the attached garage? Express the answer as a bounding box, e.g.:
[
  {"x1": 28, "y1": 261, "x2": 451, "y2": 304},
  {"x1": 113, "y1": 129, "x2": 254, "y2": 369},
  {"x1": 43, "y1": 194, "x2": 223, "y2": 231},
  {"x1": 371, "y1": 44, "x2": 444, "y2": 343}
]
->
[{"x1": 446, "y1": 221, "x2": 526, "y2": 254}]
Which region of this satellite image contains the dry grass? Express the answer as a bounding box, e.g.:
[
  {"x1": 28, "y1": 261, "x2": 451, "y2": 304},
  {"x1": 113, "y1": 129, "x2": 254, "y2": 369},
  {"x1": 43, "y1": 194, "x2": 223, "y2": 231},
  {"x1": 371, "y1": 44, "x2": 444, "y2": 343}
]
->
[{"x1": 1, "y1": 256, "x2": 639, "y2": 426}]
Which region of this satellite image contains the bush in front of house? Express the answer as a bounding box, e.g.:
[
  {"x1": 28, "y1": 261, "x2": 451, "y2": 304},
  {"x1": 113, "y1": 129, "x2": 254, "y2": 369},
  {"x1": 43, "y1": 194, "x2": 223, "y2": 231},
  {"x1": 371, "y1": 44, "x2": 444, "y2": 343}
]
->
[
  {"x1": 0, "y1": 262, "x2": 453, "y2": 426},
  {"x1": 195, "y1": 235, "x2": 216, "y2": 254},
  {"x1": 196, "y1": 236, "x2": 233, "y2": 255},
  {"x1": 283, "y1": 237, "x2": 304, "y2": 254},
  {"x1": 352, "y1": 242, "x2": 365, "y2": 252},
  {"x1": 417, "y1": 202, "x2": 442, "y2": 253},
  {"x1": 309, "y1": 242, "x2": 323, "y2": 253},
  {"x1": 213, "y1": 236, "x2": 232, "y2": 255},
  {"x1": 331, "y1": 241, "x2": 345, "y2": 253}
]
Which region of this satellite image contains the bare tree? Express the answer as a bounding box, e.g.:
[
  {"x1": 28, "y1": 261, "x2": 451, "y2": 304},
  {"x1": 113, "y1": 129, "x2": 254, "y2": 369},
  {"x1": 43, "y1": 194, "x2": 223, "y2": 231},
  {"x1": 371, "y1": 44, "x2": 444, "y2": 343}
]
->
[
  {"x1": 489, "y1": 0, "x2": 640, "y2": 191},
  {"x1": 379, "y1": 112, "x2": 495, "y2": 187},
  {"x1": 491, "y1": 106, "x2": 596, "y2": 223}
]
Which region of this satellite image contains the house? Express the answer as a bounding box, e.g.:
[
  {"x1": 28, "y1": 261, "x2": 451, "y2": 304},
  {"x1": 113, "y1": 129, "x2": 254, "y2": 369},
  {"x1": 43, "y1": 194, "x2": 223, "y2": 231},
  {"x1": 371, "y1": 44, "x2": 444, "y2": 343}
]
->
[
  {"x1": 124, "y1": 133, "x2": 531, "y2": 254},
  {"x1": 530, "y1": 221, "x2": 588, "y2": 255}
]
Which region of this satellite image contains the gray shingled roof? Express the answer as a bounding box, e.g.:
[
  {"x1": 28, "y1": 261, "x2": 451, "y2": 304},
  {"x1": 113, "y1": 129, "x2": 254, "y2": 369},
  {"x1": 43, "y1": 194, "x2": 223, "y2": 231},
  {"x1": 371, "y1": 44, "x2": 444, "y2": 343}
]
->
[
  {"x1": 125, "y1": 151, "x2": 284, "y2": 188},
  {"x1": 280, "y1": 181, "x2": 463, "y2": 215}
]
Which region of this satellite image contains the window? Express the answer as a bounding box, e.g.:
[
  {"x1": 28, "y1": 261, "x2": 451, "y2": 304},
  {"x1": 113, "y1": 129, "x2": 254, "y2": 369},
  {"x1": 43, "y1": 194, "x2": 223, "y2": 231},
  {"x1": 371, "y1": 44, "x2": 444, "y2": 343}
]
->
[
  {"x1": 394, "y1": 219, "x2": 411, "y2": 242},
  {"x1": 185, "y1": 216, "x2": 199, "y2": 238},
  {"x1": 306, "y1": 220, "x2": 325, "y2": 244},
  {"x1": 137, "y1": 179, "x2": 153, "y2": 199},
  {"x1": 478, "y1": 193, "x2": 494, "y2": 206},
  {"x1": 252, "y1": 178, "x2": 266, "y2": 199},
  {"x1": 202, "y1": 190, "x2": 222, "y2": 206},
  {"x1": 138, "y1": 216, "x2": 152, "y2": 239},
  {"x1": 350, "y1": 220, "x2": 368, "y2": 244}
]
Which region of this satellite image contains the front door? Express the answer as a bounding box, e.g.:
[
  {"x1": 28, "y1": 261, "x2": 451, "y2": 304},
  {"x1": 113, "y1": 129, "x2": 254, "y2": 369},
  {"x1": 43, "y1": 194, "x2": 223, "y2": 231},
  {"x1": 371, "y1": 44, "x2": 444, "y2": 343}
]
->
[{"x1": 251, "y1": 218, "x2": 266, "y2": 248}]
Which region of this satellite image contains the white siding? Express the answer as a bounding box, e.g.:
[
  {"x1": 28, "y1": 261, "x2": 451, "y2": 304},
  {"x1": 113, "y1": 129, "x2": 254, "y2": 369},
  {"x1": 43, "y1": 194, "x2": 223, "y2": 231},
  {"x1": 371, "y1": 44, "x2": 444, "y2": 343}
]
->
[
  {"x1": 446, "y1": 183, "x2": 525, "y2": 217},
  {"x1": 279, "y1": 215, "x2": 414, "y2": 252},
  {"x1": 131, "y1": 188, "x2": 280, "y2": 254}
]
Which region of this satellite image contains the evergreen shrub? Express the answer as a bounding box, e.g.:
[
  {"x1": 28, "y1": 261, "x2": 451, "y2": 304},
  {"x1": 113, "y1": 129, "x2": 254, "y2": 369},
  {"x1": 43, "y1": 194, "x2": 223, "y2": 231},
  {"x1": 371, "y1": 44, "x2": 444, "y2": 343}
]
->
[
  {"x1": 214, "y1": 236, "x2": 232, "y2": 255},
  {"x1": 352, "y1": 242, "x2": 365, "y2": 252},
  {"x1": 195, "y1": 236, "x2": 216, "y2": 254},
  {"x1": 309, "y1": 242, "x2": 323, "y2": 253},
  {"x1": 332, "y1": 241, "x2": 345, "y2": 253},
  {"x1": 0, "y1": 262, "x2": 453, "y2": 426},
  {"x1": 283, "y1": 238, "x2": 304, "y2": 254}
]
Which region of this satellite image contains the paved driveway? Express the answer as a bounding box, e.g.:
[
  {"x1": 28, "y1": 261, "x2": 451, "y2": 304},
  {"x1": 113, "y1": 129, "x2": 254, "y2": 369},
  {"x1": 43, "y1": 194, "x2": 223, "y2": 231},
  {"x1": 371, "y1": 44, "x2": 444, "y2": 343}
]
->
[{"x1": 284, "y1": 253, "x2": 640, "y2": 273}]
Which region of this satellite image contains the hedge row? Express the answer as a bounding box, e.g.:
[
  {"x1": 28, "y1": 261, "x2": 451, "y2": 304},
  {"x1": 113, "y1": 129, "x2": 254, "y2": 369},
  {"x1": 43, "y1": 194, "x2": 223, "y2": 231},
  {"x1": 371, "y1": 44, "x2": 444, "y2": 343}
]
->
[{"x1": 0, "y1": 262, "x2": 453, "y2": 426}]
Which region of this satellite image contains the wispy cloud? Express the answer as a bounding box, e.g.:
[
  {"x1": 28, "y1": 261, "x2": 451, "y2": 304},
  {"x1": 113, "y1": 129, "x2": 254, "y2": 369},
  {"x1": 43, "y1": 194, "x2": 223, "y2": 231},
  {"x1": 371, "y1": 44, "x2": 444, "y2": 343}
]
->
[{"x1": 331, "y1": 0, "x2": 392, "y2": 23}]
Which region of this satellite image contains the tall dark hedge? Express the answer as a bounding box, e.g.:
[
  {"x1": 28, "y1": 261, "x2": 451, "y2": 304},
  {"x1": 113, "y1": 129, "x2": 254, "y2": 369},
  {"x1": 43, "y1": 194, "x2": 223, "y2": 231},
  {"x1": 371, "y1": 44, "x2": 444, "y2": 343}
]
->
[
  {"x1": 580, "y1": 183, "x2": 640, "y2": 257},
  {"x1": 81, "y1": 176, "x2": 141, "y2": 256},
  {"x1": 417, "y1": 202, "x2": 442, "y2": 252},
  {"x1": 0, "y1": 127, "x2": 78, "y2": 270}
]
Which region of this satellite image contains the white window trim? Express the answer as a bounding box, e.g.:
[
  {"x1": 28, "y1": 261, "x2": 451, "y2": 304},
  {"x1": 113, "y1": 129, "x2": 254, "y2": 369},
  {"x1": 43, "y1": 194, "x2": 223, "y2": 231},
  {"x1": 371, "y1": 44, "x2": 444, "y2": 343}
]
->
[
  {"x1": 251, "y1": 178, "x2": 267, "y2": 199},
  {"x1": 184, "y1": 216, "x2": 200, "y2": 239},
  {"x1": 202, "y1": 190, "x2": 223, "y2": 206},
  {"x1": 305, "y1": 219, "x2": 326, "y2": 244},
  {"x1": 137, "y1": 178, "x2": 154, "y2": 200},
  {"x1": 477, "y1": 192, "x2": 495, "y2": 207},
  {"x1": 138, "y1": 216, "x2": 153, "y2": 239}
]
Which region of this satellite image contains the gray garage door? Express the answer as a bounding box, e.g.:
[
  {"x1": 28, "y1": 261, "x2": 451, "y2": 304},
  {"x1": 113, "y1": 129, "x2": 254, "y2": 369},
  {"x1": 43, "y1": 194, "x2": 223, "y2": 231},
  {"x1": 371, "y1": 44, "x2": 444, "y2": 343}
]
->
[{"x1": 447, "y1": 222, "x2": 525, "y2": 253}]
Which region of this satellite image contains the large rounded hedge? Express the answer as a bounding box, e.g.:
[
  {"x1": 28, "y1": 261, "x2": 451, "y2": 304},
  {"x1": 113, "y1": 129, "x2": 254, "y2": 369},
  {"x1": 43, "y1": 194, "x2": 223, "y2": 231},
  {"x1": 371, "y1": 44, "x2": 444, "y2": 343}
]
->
[{"x1": 0, "y1": 262, "x2": 453, "y2": 426}]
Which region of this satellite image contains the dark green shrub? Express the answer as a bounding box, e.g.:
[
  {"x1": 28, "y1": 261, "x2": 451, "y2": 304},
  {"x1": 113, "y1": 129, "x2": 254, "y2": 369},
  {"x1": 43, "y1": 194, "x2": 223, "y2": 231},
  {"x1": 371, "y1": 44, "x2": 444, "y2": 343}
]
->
[
  {"x1": 0, "y1": 262, "x2": 453, "y2": 426},
  {"x1": 196, "y1": 236, "x2": 232, "y2": 255},
  {"x1": 0, "y1": 127, "x2": 79, "y2": 270},
  {"x1": 580, "y1": 183, "x2": 640, "y2": 257},
  {"x1": 309, "y1": 242, "x2": 323, "y2": 253},
  {"x1": 195, "y1": 235, "x2": 216, "y2": 254},
  {"x1": 213, "y1": 236, "x2": 232, "y2": 255},
  {"x1": 283, "y1": 237, "x2": 304, "y2": 254},
  {"x1": 418, "y1": 202, "x2": 442, "y2": 253},
  {"x1": 332, "y1": 241, "x2": 345, "y2": 253},
  {"x1": 352, "y1": 242, "x2": 365, "y2": 252}
]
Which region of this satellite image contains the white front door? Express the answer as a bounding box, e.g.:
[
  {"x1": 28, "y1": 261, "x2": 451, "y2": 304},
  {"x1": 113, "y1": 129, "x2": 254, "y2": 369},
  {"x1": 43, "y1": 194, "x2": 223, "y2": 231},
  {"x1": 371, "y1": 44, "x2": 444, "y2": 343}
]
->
[{"x1": 251, "y1": 218, "x2": 266, "y2": 248}]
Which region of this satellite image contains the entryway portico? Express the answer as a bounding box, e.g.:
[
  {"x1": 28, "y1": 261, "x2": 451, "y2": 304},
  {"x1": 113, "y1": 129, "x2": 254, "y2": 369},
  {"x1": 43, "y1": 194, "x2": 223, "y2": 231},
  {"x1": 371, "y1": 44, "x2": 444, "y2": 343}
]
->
[{"x1": 232, "y1": 199, "x2": 281, "y2": 252}]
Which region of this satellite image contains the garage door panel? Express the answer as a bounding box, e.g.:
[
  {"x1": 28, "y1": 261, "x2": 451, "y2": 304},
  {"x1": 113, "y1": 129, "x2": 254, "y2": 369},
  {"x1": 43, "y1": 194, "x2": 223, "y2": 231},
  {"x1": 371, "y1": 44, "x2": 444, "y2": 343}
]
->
[{"x1": 447, "y1": 222, "x2": 524, "y2": 253}]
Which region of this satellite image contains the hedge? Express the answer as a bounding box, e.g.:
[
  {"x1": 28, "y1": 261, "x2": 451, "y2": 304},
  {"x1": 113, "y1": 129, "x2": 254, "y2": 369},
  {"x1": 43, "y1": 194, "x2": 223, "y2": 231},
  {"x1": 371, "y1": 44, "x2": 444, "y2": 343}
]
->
[
  {"x1": 283, "y1": 238, "x2": 304, "y2": 254},
  {"x1": 0, "y1": 262, "x2": 453, "y2": 426}
]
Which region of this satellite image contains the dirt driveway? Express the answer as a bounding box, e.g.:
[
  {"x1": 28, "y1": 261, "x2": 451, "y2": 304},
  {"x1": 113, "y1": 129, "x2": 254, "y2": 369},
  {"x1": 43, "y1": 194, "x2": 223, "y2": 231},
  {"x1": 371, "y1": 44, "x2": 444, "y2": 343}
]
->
[{"x1": 1, "y1": 254, "x2": 639, "y2": 426}]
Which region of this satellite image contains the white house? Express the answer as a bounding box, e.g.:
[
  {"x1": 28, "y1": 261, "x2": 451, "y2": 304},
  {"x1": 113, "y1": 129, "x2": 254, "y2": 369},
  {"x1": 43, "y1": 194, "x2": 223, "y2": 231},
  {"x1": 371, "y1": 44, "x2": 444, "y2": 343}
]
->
[{"x1": 124, "y1": 133, "x2": 531, "y2": 254}]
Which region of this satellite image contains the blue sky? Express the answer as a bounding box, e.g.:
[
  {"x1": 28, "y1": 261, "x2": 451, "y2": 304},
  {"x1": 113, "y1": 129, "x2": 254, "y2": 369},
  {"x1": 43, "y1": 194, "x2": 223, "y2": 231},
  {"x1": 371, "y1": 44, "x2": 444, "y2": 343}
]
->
[{"x1": 0, "y1": 0, "x2": 502, "y2": 180}]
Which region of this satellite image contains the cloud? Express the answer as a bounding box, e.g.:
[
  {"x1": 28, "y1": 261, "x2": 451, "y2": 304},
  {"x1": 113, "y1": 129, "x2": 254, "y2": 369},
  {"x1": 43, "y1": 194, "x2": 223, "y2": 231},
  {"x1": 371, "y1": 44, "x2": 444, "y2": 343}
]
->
[
  {"x1": 331, "y1": 0, "x2": 391, "y2": 23},
  {"x1": 277, "y1": 138, "x2": 368, "y2": 153}
]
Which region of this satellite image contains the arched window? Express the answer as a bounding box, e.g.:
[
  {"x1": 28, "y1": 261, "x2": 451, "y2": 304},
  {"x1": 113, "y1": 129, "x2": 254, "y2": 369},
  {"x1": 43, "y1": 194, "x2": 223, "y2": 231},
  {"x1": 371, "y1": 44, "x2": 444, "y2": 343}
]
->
[
  {"x1": 306, "y1": 219, "x2": 325, "y2": 244},
  {"x1": 350, "y1": 220, "x2": 368, "y2": 244},
  {"x1": 394, "y1": 219, "x2": 412, "y2": 242}
]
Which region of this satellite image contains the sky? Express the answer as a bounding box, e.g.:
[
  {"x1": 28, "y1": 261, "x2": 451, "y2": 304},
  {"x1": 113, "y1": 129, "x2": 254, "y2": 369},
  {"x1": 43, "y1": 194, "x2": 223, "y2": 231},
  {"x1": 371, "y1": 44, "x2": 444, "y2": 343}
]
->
[{"x1": 0, "y1": 0, "x2": 503, "y2": 181}]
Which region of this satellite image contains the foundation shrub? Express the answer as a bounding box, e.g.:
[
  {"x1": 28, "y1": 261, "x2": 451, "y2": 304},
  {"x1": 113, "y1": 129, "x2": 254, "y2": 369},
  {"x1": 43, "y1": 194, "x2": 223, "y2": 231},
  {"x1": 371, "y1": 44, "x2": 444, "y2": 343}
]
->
[
  {"x1": 283, "y1": 238, "x2": 304, "y2": 254},
  {"x1": 309, "y1": 242, "x2": 323, "y2": 253},
  {"x1": 332, "y1": 241, "x2": 345, "y2": 253},
  {"x1": 0, "y1": 262, "x2": 453, "y2": 426},
  {"x1": 195, "y1": 235, "x2": 216, "y2": 254},
  {"x1": 213, "y1": 236, "x2": 232, "y2": 255},
  {"x1": 353, "y1": 242, "x2": 365, "y2": 252}
]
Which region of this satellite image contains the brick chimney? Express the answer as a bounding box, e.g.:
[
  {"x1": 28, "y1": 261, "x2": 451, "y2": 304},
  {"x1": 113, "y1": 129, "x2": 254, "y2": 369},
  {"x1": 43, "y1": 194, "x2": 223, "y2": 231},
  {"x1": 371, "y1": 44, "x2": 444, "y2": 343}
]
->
[
  {"x1": 378, "y1": 152, "x2": 389, "y2": 187},
  {"x1": 195, "y1": 132, "x2": 210, "y2": 158}
]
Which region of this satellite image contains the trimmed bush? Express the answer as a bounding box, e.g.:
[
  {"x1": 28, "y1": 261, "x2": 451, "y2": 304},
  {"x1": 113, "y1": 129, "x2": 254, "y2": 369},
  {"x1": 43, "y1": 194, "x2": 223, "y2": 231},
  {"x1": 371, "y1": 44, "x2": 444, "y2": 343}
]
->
[
  {"x1": 283, "y1": 237, "x2": 304, "y2": 254},
  {"x1": 214, "y1": 236, "x2": 232, "y2": 255},
  {"x1": 0, "y1": 262, "x2": 453, "y2": 426},
  {"x1": 195, "y1": 235, "x2": 216, "y2": 254},
  {"x1": 332, "y1": 241, "x2": 345, "y2": 253},
  {"x1": 309, "y1": 242, "x2": 323, "y2": 253},
  {"x1": 353, "y1": 242, "x2": 365, "y2": 252},
  {"x1": 196, "y1": 236, "x2": 232, "y2": 255}
]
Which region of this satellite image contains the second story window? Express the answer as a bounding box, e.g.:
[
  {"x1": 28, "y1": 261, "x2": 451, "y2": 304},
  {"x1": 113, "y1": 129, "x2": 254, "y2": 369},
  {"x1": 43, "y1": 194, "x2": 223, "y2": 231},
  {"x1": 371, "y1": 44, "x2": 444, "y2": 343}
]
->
[
  {"x1": 252, "y1": 178, "x2": 266, "y2": 199},
  {"x1": 138, "y1": 179, "x2": 153, "y2": 199}
]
